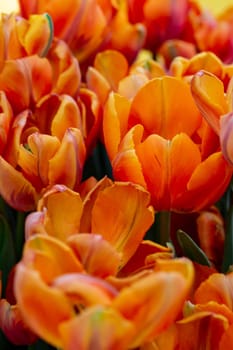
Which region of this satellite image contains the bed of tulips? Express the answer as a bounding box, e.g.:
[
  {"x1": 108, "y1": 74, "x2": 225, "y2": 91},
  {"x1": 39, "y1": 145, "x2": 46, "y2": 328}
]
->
[{"x1": 1, "y1": 0, "x2": 233, "y2": 349}]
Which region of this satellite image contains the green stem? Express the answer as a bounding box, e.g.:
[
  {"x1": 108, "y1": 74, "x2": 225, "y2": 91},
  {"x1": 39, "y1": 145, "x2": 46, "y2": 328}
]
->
[{"x1": 158, "y1": 211, "x2": 171, "y2": 246}]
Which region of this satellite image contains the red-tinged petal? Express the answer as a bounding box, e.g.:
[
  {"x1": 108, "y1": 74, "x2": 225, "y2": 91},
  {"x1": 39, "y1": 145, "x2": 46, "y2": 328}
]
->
[
  {"x1": 0, "y1": 156, "x2": 38, "y2": 211},
  {"x1": 112, "y1": 124, "x2": 147, "y2": 188},
  {"x1": 191, "y1": 70, "x2": 228, "y2": 134},
  {"x1": 182, "y1": 152, "x2": 232, "y2": 211},
  {"x1": 119, "y1": 240, "x2": 173, "y2": 277},
  {"x1": 0, "y1": 300, "x2": 37, "y2": 345},
  {"x1": 169, "y1": 134, "x2": 201, "y2": 209},
  {"x1": 53, "y1": 273, "x2": 118, "y2": 307},
  {"x1": 93, "y1": 50, "x2": 129, "y2": 91},
  {"x1": 193, "y1": 301, "x2": 233, "y2": 324},
  {"x1": 80, "y1": 176, "x2": 113, "y2": 232},
  {"x1": 77, "y1": 88, "x2": 101, "y2": 154},
  {"x1": 129, "y1": 76, "x2": 201, "y2": 139},
  {"x1": 68, "y1": 234, "x2": 121, "y2": 278},
  {"x1": 219, "y1": 322, "x2": 233, "y2": 349},
  {"x1": 23, "y1": 234, "x2": 84, "y2": 284},
  {"x1": 91, "y1": 182, "x2": 154, "y2": 266},
  {"x1": 113, "y1": 271, "x2": 188, "y2": 347},
  {"x1": 220, "y1": 112, "x2": 233, "y2": 165},
  {"x1": 37, "y1": 185, "x2": 83, "y2": 241},
  {"x1": 0, "y1": 59, "x2": 30, "y2": 113},
  {"x1": 59, "y1": 306, "x2": 135, "y2": 350},
  {"x1": 14, "y1": 263, "x2": 74, "y2": 348},
  {"x1": 51, "y1": 95, "x2": 82, "y2": 140},
  {"x1": 103, "y1": 92, "x2": 131, "y2": 160},
  {"x1": 135, "y1": 134, "x2": 170, "y2": 209},
  {"x1": 49, "y1": 128, "x2": 86, "y2": 189},
  {"x1": 194, "y1": 272, "x2": 233, "y2": 309},
  {"x1": 176, "y1": 311, "x2": 228, "y2": 350},
  {"x1": 49, "y1": 39, "x2": 81, "y2": 96}
]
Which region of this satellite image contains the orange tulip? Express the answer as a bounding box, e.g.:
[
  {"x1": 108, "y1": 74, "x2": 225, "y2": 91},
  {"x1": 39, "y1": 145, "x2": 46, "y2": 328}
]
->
[
  {"x1": 103, "y1": 75, "x2": 232, "y2": 212},
  {"x1": 14, "y1": 233, "x2": 194, "y2": 349},
  {"x1": 19, "y1": 0, "x2": 146, "y2": 67},
  {"x1": 25, "y1": 177, "x2": 154, "y2": 266},
  {"x1": 191, "y1": 69, "x2": 233, "y2": 166},
  {"x1": 0, "y1": 12, "x2": 53, "y2": 63}
]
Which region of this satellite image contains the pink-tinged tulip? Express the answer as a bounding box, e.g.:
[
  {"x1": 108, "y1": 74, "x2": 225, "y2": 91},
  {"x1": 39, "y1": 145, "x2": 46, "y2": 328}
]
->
[
  {"x1": 0, "y1": 299, "x2": 37, "y2": 345},
  {"x1": 196, "y1": 207, "x2": 225, "y2": 270},
  {"x1": 103, "y1": 75, "x2": 232, "y2": 212},
  {"x1": 0, "y1": 13, "x2": 53, "y2": 63}
]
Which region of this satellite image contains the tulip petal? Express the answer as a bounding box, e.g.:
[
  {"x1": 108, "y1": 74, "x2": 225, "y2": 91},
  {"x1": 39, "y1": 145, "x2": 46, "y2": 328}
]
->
[
  {"x1": 14, "y1": 263, "x2": 74, "y2": 348},
  {"x1": 0, "y1": 156, "x2": 38, "y2": 211},
  {"x1": 52, "y1": 273, "x2": 118, "y2": 307},
  {"x1": 91, "y1": 182, "x2": 154, "y2": 266},
  {"x1": 59, "y1": 306, "x2": 134, "y2": 350},
  {"x1": 113, "y1": 271, "x2": 188, "y2": 346},
  {"x1": 191, "y1": 70, "x2": 228, "y2": 134},
  {"x1": 129, "y1": 76, "x2": 201, "y2": 139},
  {"x1": 220, "y1": 112, "x2": 233, "y2": 165},
  {"x1": 23, "y1": 234, "x2": 84, "y2": 283},
  {"x1": 37, "y1": 184, "x2": 83, "y2": 241},
  {"x1": 68, "y1": 234, "x2": 121, "y2": 277}
]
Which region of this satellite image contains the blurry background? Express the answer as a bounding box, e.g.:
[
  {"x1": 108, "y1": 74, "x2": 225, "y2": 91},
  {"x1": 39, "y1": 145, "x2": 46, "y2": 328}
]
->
[{"x1": 0, "y1": 0, "x2": 232, "y2": 15}]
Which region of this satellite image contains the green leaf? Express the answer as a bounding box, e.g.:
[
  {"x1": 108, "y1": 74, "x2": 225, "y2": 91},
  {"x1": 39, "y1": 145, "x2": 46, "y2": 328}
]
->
[
  {"x1": 0, "y1": 214, "x2": 16, "y2": 296},
  {"x1": 177, "y1": 229, "x2": 211, "y2": 266}
]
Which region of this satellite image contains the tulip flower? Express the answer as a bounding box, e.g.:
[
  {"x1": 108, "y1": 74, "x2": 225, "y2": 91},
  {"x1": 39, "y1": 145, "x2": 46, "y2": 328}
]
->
[
  {"x1": 191, "y1": 68, "x2": 233, "y2": 166},
  {"x1": 103, "y1": 74, "x2": 232, "y2": 212},
  {"x1": 0, "y1": 12, "x2": 53, "y2": 63},
  {"x1": 13, "y1": 232, "x2": 194, "y2": 349},
  {"x1": 25, "y1": 177, "x2": 154, "y2": 267}
]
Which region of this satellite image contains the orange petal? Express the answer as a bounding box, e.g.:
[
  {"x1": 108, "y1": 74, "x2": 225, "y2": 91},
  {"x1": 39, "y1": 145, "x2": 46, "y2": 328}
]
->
[
  {"x1": 80, "y1": 176, "x2": 113, "y2": 232},
  {"x1": 129, "y1": 76, "x2": 201, "y2": 139},
  {"x1": 14, "y1": 263, "x2": 74, "y2": 348},
  {"x1": 112, "y1": 124, "x2": 147, "y2": 188},
  {"x1": 191, "y1": 70, "x2": 228, "y2": 134},
  {"x1": 0, "y1": 156, "x2": 38, "y2": 211},
  {"x1": 68, "y1": 234, "x2": 121, "y2": 277},
  {"x1": 103, "y1": 92, "x2": 131, "y2": 160},
  {"x1": 52, "y1": 273, "x2": 118, "y2": 306},
  {"x1": 93, "y1": 50, "x2": 129, "y2": 91},
  {"x1": 194, "y1": 272, "x2": 233, "y2": 309},
  {"x1": 37, "y1": 184, "x2": 83, "y2": 241},
  {"x1": 113, "y1": 271, "x2": 189, "y2": 347},
  {"x1": 49, "y1": 128, "x2": 86, "y2": 189},
  {"x1": 23, "y1": 234, "x2": 84, "y2": 284},
  {"x1": 219, "y1": 322, "x2": 233, "y2": 349},
  {"x1": 59, "y1": 306, "x2": 134, "y2": 350},
  {"x1": 91, "y1": 181, "x2": 154, "y2": 266},
  {"x1": 177, "y1": 311, "x2": 228, "y2": 350},
  {"x1": 220, "y1": 112, "x2": 233, "y2": 165}
]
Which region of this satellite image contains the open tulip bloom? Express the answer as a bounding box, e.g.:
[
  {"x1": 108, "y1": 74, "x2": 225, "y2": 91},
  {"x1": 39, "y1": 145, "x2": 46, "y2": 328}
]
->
[{"x1": 1, "y1": 0, "x2": 233, "y2": 349}]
